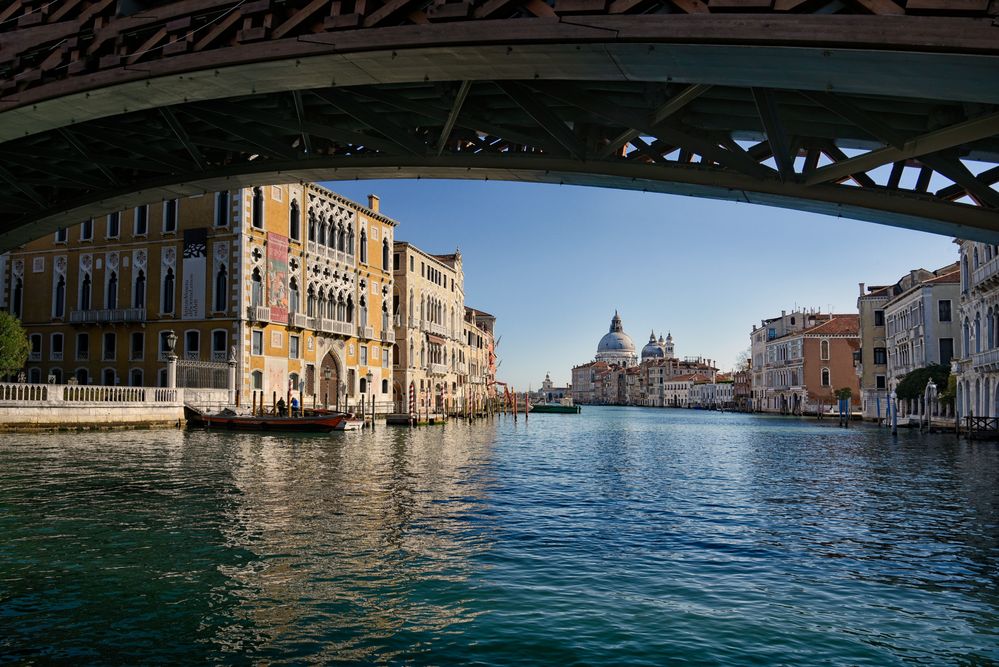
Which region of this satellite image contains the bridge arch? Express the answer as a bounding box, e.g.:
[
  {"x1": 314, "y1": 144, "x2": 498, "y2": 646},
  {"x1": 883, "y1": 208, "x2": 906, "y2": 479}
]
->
[{"x1": 1, "y1": 1, "x2": 998, "y2": 247}]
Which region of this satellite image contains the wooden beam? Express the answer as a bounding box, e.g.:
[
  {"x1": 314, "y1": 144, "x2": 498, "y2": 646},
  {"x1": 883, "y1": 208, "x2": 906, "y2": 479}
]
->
[
  {"x1": 436, "y1": 81, "x2": 472, "y2": 157},
  {"x1": 599, "y1": 84, "x2": 712, "y2": 159},
  {"x1": 497, "y1": 81, "x2": 586, "y2": 159},
  {"x1": 751, "y1": 88, "x2": 795, "y2": 181},
  {"x1": 159, "y1": 107, "x2": 207, "y2": 171},
  {"x1": 919, "y1": 154, "x2": 999, "y2": 208},
  {"x1": 311, "y1": 88, "x2": 426, "y2": 156},
  {"x1": 805, "y1": 111, "x2": 999, "y2": 186}
]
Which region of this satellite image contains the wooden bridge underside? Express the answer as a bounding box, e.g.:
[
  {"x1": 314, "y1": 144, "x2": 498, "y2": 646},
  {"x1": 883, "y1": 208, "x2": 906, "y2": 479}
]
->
[{"x1": 1, "y1": 0, "x2": 999, "y2": 247}]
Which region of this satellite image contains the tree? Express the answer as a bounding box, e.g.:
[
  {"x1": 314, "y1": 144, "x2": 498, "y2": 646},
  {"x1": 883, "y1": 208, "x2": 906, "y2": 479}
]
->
[
  {"x1": 0, "y1": 312, "x2": 29, "y2": 376},
  {"x1": 735, "y1": 347, "x2": 751, "y2": 372},
  {"x1": 834, "y1": 387, "x2": 853, "y2": 401},
  {"x1": 895, "y1": 364, "x2": 950, "y2": 400}
]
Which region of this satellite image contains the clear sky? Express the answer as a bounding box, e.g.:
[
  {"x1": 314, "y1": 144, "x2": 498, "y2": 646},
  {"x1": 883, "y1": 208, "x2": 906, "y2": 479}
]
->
[{"x1": 322, "y1": 178, "x2": 957, "y2": 389}]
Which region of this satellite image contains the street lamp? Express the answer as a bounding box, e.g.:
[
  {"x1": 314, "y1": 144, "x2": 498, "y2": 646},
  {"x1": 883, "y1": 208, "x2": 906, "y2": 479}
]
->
[
  {"x1": 366, "y1": 370, "x2": 374, "y2": 429},
  {"x1": 164, "y1": 329, "x2": 178, "y2": 389},
  {"x1": 890, "y1": 389, "x2": 898, "y2": 435}
]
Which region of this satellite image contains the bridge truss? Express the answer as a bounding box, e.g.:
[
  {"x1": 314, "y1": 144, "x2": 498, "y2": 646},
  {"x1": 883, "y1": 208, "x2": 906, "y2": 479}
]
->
[{"x1": 1, "y1": 0, "x2": 998, "y2": 246}]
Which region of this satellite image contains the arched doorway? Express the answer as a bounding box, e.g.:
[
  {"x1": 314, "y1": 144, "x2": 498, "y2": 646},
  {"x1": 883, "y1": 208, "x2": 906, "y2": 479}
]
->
[
  {"x1": 393, "y1": 381, "x2": 404, "y2": 413},
  {"x1": 319, "y1": 352, "x2": 340, "y2": 410}
]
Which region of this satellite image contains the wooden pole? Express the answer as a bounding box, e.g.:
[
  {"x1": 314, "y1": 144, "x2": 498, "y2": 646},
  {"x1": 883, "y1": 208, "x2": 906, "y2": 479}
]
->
[
  {"x1": 272, "y1": 391, "x2": 276, "y2": 415},
  {"x1": 252, "y1": 391, "x2": 256, "y2": 415}
]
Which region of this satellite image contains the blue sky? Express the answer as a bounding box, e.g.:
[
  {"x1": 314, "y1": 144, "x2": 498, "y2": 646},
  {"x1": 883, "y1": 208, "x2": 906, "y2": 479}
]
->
[{"x1": 323, "y1": 179, "x2": 957, "y2": 389}]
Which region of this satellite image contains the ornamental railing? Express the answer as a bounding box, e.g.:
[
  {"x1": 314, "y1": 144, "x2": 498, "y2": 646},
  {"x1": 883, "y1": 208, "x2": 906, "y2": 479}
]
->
[{"x1": 69, "y1": 308, "x2": 146, "y2": 324}]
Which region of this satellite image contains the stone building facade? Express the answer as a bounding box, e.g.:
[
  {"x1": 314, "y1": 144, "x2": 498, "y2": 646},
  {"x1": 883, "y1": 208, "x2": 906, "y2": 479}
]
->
[
  {"x1": 954, "y1": 240, "x2": 999, "y2": 419},
  {"x1": 7, "y1": 183, "x2": 398, "y2": 410}
]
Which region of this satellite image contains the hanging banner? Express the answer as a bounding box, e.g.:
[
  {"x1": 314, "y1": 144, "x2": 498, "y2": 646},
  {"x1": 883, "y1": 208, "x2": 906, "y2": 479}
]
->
[
  {"x1": 181, "y1": 228, "x2": 207, "y2": 319},
  {"x1": 267, "y1": 232, "x2": 289, "y2": 322}
]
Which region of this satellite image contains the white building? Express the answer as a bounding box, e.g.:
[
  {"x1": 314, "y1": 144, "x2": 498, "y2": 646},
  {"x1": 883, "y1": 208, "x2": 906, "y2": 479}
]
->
[
  {"x1": 884, "y1": 263, "x2": 959, "y2": 397},
  {"x1": 595, "y1": 311, "x2": 638, "y2": 367},
  {"x1": 955, "y1": 240, "x2": 999, "y2": 418}
]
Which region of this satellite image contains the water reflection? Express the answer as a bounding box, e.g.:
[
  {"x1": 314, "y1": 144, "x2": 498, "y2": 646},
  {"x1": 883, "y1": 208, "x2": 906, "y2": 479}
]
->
[{"x1": 1, "y1": 411, "x2": 998, "y2": 664}]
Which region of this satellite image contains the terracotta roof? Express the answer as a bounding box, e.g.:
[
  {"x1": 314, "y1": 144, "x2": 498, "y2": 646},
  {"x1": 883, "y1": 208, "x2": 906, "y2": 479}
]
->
[
  {"x1": 926, "y1": 269, "x2": 960, "y2": 285},
  {"x1": 802, "y1": 314, "x2": 860, "y2": 336}
]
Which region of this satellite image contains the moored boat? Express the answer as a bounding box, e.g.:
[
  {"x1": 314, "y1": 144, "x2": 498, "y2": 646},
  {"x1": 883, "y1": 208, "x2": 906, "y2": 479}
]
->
[
  {"x1": 184, "y1": 405, "x2": 347, "y2": 432},
  {"x1": 529, "y1": 399, "x2": 581, "y2": 414}
]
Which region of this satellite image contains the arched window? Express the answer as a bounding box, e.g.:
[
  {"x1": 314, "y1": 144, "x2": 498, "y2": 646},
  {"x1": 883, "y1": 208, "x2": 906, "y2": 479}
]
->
[
  {"x1": 251, "y1": 370, "x2": 263, "y2": 390},
  {"x1": 963, "y1": 319, "x2": 971, "y2": 358},
  {"x1": 347, "y1": 225, "x2": 355, "y2": 255},
  {"x1": 80, "y1": 273, "x2": 91, "y2": 310},
  {"x1": 252, "y1": 187, "x2": 264, "y2": 228},
  {"x1": 989, "y1": 307, "x2": 996, "y2": 350},
  {"x1": 134, "y1": 270, "x2": 146, "y2": 309},
  {"x1": 289, "y1": 199, "x2": 300, "y2": 240},
  {"x1": 382, "y1": 239, "x2": 390, "y2": 270},
  {"x1": 130, "y1": 368, "x2": 143, "y2": 386},
  {"x1": 215, "y1": 190, "x2": 230, "y2": 227},
  {"x1": 359, "y1": 296, "x2": 367, "y2": 329},
  {"x1": 307, "y1": 285, "x2": 316, "y2": 318},
  {"x1": 251, "y1": 269, "x2": 263, "y2": 307},
  {"x1": 326, "y1": 216, "x2": 336, "y2": 248},
  {"x1": 12, "y1": 277, "x2": 23, "y2": 318},
  {"x1": 359, "y1": 378, "x2": 367, "y2": 394},
  {"x1": 382, "y1": 379, "x2": 389, "y2": 394},
  {"x1": 360, "y1": 229, "x2": 368, "y2": 263},
  {"x1": 382, "y1": 303, "x2": 389, "y2": 334},
  {"x1": 975, "y1": 313, "x2": 982, "y2": 353},
  {"x1": 962, "y1": 254, "x2": 970, "y2": 292},
  {"x1": 308, "y1": 211, "x2": 316, "y2": 242},
  {"x1": 409, "y1": 340, "x2": 414, "y2": 367},
  {"x1": 819, "y1": 339, "x2": 829, "y2": 361},
  {"x1": 820, "y1": 368, "x2": 830, "y2": 387},
  {"x1": 289, "y1": 277, "x2": 299, "y2": 315},
  {"x1": 346, "y1": 296, "x2": 354, "y2": 323},
  {"x1": 214, "y1": 264, "x2": 227, "y2": 312},
  {"x1": 54, "y1": 275, "x2": 66, "y2": 318},
  {"x1": 974, "y1": 247, "x2": 980, "y2": 270},
  {"x1": 162, "y1": 267, "x2": 175, "y2": 313},
  {"x1": 106, "y1": 271, "x2": 118, "y2": 309},
  {"x1": 337, "y1": 223, "x2": 346, "y2": 252}
]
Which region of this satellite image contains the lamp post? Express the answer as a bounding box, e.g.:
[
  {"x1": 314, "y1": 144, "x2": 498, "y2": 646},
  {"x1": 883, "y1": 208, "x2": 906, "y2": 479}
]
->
[
  {"x1": 366, "y1": 370, "x2": 374, "y2": 430},
  {"x1": 339, "y1": 381, "x2": 346, "y2": 414},
  {"x1": 890, "y1": 389, "x2": 898, "y2": 435},
  {"x1": 924, "y1": 378, "x2": 938, "y2": 431},
  {"x1": 164, "y1": 329, "x2": 178, "y2": 389}
]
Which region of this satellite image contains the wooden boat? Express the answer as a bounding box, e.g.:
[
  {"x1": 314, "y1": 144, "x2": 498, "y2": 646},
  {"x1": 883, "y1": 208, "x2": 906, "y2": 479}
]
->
[
  {"x1": 335, "y1": 418, "x2": 365, "y2": 431},
  {"x1": 184, "y1": 405, "x2": 347, "y2": 432},
  {"x1": 529, "y1": 402, "x2": 581, "y2": 414}
]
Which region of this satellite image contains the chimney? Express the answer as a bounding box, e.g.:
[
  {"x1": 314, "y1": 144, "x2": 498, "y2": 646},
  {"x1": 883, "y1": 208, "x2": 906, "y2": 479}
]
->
[
  {"x1": 859, "y1": 282, "x2": 865, "y2": 296},
  {"x1": 367, "y1": 194, "x2": 380, "y2": 212}
]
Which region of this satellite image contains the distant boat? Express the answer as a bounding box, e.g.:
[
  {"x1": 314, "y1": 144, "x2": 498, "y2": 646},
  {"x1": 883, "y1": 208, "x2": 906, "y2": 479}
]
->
[
  {"x1": 530, "y1": 398, "x2": 581, "y2": 414},
  {"x1": 184, "y1": 405, "x2": 347, "y2": 432}
]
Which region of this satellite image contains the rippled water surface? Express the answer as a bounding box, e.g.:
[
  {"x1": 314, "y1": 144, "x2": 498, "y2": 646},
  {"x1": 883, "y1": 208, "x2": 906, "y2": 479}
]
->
[{"x1": 2, "y1": 408, "x2": 998, "y2": 664}]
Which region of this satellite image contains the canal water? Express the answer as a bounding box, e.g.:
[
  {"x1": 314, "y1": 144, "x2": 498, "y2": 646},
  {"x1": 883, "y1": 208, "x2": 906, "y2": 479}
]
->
[{"x1": 1, "y1": 407, "x2": 997, "y2": 664}]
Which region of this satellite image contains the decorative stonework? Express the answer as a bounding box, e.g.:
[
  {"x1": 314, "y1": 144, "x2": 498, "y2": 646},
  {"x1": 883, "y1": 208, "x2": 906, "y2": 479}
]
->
[
  {"x1": 162, "y1": 246, "x2": 176, "y2": 268},
  {"x1": 214, "y1": 241, "x2": 228, "y2": 264},
  {"x1": 80, "y1": 254, "x2": 92, "y2": 274},
  {"x1": 106, "y1": 252, "x2": 119, "y2": 271},
  {"x1": 133, "y1": 249, "x2": 147, "y2": 270},
  {"x1": 54, "y1": 256, "x2": 67, "y2": 276},
  {"x1": 11, "y1": 259, "x2": 23, "y2": 278}
]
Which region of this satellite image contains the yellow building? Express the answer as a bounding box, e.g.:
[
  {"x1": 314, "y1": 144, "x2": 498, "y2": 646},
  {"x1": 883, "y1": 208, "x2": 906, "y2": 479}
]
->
[{"x1": 5, "y1": 183, "x2": 396, "y2": 410}]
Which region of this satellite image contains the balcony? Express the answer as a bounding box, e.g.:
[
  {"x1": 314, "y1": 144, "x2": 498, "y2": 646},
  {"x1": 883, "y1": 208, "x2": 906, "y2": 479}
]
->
[
  {"x1": 429, "y1": 321, "x2": 448, "y2": 338},
  {"x1": 457, "y1": 362, "x2": 467, "y2": 374},
  {"x1": 384, "y1": 331, "x2": 396, "y2": 343},
  {"x1": 289, "y1": 313, "x2": 309, "y2": 329},
  {"x1": 318, "y1": 317, "x2": 334, "y2": 333},
  {"x1": 409, "y1": 316, "x2": 419, "y2": 329},
  {"x1": 76, "y1": 351, "x2": 89, "y2": 361},
  {"x1": 29, "y1": 351, "x2": 41, "y2": 362},
  {"x1": 343, "y1": 252, "x2": 355, "y2": 267},
  {"x1": 972, "y1": 348, "x2": 999, "y2": 371},
  {"x1": 184, "y1": 351, "x2": 200, "y2": 361},
  {"x1": 247, "y1": 305, "x2": 271, "y2": 322},
  {"x1": 51, "y1": 352, "x2": 63, "y2": 361},
  {"x1": 429, "y1": 363, "x2": 448, "y2": 375},
  {"x1": 331, "y1": 321, "x2": 353, "y2": 336},
  {"x1": 69, "y1": 308, "x2": 146, "y2": 324},
  {"x1": 973, "y1": 255, "x2": 999, "y2": 290},
  {"x1": 360, "y1": 325, "x2": 375, "y2": 340},
  {"x1": 212, "y1": 350, "x2": 227, "y2": 362}
]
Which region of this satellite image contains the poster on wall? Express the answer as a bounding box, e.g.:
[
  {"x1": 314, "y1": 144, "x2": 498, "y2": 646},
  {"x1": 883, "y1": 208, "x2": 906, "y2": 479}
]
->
[
  {"x1": 268, "y1": 232, "x2": 289, "y2": 322},
  {"x1": 181, "y1": 228, "x2": 207, "y2": 319}
]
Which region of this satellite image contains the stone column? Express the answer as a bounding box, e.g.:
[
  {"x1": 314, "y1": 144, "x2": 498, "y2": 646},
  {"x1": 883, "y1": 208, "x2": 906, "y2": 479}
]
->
[
  {"x1": 167, "y1": 354, "x2": 178, "y2": 389},
  {"x1": 227, "y1": 346, "x2": 237, "y2": 406}
]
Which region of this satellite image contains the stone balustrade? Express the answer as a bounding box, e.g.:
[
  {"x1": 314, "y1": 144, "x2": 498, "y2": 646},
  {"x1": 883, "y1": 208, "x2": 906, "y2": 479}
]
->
[{"x1": 0, "y1": 382, "x2": 185, "y2": 430}]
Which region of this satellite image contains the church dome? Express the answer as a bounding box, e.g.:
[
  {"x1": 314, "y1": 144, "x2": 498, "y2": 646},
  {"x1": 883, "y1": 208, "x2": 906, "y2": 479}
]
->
[
  {"x1": 642, "y1": 331, "x2": 665, "y2": 360},
  {"x1": 596, "y1": 311, "x2": 637, "y2": 365}
]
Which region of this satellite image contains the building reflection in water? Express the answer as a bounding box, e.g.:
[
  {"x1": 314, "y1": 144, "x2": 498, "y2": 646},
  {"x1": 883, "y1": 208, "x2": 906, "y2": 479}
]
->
[{"x1": 204, "y1": 420, "x2": 500, "y2": 660}]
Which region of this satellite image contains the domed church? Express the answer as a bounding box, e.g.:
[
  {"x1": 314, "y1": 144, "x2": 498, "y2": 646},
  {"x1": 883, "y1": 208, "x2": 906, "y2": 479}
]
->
[
  {"x1": 595, "y1": 311, "x2": 639, "y2": 367},
  {"x1": 641, "y1": 331, "x2": 676, "y2": 362}
]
